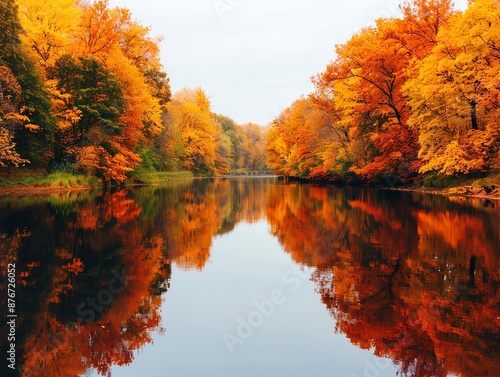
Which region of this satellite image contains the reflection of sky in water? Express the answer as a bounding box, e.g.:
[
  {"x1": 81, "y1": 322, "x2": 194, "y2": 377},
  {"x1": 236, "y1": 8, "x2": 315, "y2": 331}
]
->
[{"x1": 89, "y1": 221, "x2": 398, "y2": 377}]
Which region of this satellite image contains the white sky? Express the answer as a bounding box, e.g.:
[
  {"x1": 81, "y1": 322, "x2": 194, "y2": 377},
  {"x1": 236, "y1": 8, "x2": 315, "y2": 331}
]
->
[{"x1": 108, "y1": 0, "x2": 468, "y2": 126}]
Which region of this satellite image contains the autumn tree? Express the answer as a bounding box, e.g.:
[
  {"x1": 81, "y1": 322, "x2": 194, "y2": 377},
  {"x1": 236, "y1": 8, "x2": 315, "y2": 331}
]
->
[
  {"x1": 238, "y1": 123, "x2": 267, "y2": 172},
  {"x1": 404, "y1": 0, "x2": 500, "y2": 175},
  {"x1": 0, "y1": 0, "x2": 55, "y2": 166},
  {"x1": 0, "y1": 127, "x2": 29, "y2": 171},
  {"x1": 265, "y1": 98, "x2": 334, "y2": 179},
  {"x1": 49, "y1": 55, "x2": 124, "y2": 144},
  {"x1": 17, "y1": 0, "x2": 81, "y2": 70},
  {"x1": 118, "y1": 17, "x2": 171, "y2": 107},
  {"x1": 46, "y1": 55, "x2": 139, "y2": 181},
  {"x1": 396, "y1": 0, "x2": 455, "y2": 61},
  {"x1": 215, "y1": 114, "x2": 241, "y2": 169},
  {"x1": 165, "y1": 88, "x2": 218, "y2": 175},
  {"x1": 311, "y1": 12, "x2": 447, "y2": 182},
  {"x1": 214, "y1": 121, "x2": 232, "y2": 175},
  {"x1": 75, "y1": 0, "x2": 166, "y2": 147},
  {"x1": 0, "y1": 65, "x2": 29, "y2": 129},
  {"x1": 269, "y1": 0, "x2": 455, "y2": 184},
  {"x1": 0, "y1": 65, "x2": 29, "y2": 171},
  {"x1": 154, "y1": 110, "x2": 184, "y2": 171},
  {"x1": 18, "y1": 0, "x2": 170, "y2": 179}
]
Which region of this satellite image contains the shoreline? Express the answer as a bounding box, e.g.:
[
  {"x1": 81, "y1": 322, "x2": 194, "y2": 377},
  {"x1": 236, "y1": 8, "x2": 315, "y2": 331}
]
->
[
  {"x1": 384, "y1": 186, "x2": 500, "y2": 201},
  {"x1": 0, "y1": 185, "x2": 95, "y2": 197},
  {"x1": 0, "y1": 176, "x2": 499, "y2": 201}
]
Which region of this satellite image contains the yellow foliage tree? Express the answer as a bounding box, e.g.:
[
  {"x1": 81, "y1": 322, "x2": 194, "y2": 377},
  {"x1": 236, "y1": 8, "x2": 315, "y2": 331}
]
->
[
  {"x1": 0, "y1": 65, "x2": 30, "y2": 170},
  {"x1": 238, "y1": 123, "x2": 267, "y2": 172},
  {"x1": 166, "y1": 88, "x2": 218, "y2": 175},
  {"x1": 404, "y1": 0, "x2": 500, "y2": 175},
  {"x1": 17, "y1": 0, "x2": 81, "y2": 70}
]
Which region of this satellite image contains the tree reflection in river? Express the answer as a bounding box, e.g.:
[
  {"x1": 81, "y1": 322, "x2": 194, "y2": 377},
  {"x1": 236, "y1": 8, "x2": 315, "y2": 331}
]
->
[
  {"x1": 267, "y1": 183, "x2": 500, "y2": 377},
  {"x1": 0, "y1": 179, "x2": 498, "y2": 377}
]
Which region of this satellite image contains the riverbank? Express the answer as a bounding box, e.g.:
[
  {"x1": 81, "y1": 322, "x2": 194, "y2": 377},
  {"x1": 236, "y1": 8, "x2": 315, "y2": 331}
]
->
[
  {"x1": 384, "y1": 173, "x2": 500, "y2": 201},
  {"x1": 0, "y1": 173, "x2": 99, "y2": 196},
  {"x1": 1, "y1": 171, "x2": 499, "y2": 201},
  {"x1": 0, "y1": 171, "x2": 195, "y2": 196},
  {"x1": 285, "y1": 174, "x2": 500, "y2": 201},
  {"x1": 386, "y1": 184, "x2": 500, "y2": 201}
]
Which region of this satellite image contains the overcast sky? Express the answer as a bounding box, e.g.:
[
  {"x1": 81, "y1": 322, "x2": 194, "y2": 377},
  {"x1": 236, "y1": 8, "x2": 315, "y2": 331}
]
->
[{"x1": 108, "y1": 0, "x2": 468, "y2": 126}]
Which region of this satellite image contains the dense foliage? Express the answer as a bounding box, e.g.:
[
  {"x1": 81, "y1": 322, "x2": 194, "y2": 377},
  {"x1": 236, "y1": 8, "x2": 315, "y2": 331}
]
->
[
  {"x1": 3, "y1": 0, "x2": 499, "y2": 186},
  {"x1": 0, "y1": 0, "x2": 267, "y2": 182},
  {"x1": 266, "y1": 0, "x2": 500, "y2": 185}
]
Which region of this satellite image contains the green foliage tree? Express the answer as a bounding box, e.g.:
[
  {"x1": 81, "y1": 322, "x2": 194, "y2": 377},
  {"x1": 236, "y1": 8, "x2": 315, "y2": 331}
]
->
[{"x1": 49, "y1": 55, "x2": 125, "y2": 146}]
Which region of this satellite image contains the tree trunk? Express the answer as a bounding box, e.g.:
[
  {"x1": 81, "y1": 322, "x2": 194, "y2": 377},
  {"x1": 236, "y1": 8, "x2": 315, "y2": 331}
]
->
[{"x1": 470, "y1": 100, "x2": 478, "y2": 130}]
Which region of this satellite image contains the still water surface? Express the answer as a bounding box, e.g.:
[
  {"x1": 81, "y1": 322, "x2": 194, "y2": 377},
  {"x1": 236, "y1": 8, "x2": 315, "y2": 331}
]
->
[{"x1": 0, "y1": 178, "x2": 499, "y2": 377}]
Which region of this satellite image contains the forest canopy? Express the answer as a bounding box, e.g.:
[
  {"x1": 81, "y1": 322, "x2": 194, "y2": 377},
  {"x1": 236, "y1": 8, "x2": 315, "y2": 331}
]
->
[{"x1": 266, "y1": 0, "x2": 500, "y2": 186}]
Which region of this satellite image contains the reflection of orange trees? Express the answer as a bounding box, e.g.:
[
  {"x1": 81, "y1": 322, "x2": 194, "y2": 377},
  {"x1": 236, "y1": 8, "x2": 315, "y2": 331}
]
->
[
  {"x1": 21, "y1": 315, "x2": 85, "y2": 377},
  {"x1": 418, "y1": 293, "x2": 500, "y2": 377},
  {"x1": 0, "y1": 228, "x2": 29, "y2": 265},
  {"x1": 174, "y1": 187, "x2": 218, "y2": 269},
  {"x1": 8, "y1": 190, "x2": 168, "y2": 377},
  {"x1": 266, "y1": 184, "x2": 410, "y2": 268},
  {"x1": 77, "y1": 190, "x2": 142, "y2": 230},
  {"x1": 162, "y1": 179, "x2": 269, "y2": 269},
  {"x1": 266, "y1": 183, "x2": 340, "y2": 267},
  {"x1": 157, "y1": 182, "x2": 219, "y2": 270},
  {"x1": 415, "y1": 209, "x2": 500, "y2": 272},
  {"x1": 267, "y1": 183, "x2": 500, "y2": 377},
  {"x1": 22, "y1": 292, "x2": 164, "y2": 377},
  {"x1": 24, "y1": 177, "x2": 275, "y2": 373},
  {"x1": 232, "y1": 179, "x2": 267, "y2": 224},
  {"x1": 2, "y1": 179, "x2": 275, "y2": 376}
]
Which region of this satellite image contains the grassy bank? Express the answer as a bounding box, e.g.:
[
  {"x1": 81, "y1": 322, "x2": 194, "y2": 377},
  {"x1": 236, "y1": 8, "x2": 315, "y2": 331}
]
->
[
  {"x1": 0, "y1": 172, "x2": 99, "y2": 189},
  {"x1": 0, "y1": 170, "x2": 195, "y2": 196}
]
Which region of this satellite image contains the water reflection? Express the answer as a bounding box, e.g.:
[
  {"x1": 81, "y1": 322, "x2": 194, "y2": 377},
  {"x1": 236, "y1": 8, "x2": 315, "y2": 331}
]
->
[
  {"x1": 0, "y1": 179, "x2": 498, "y2": 377},
  {"x1": 267, "y1": 184, "x2": 500, "y2": 377}
]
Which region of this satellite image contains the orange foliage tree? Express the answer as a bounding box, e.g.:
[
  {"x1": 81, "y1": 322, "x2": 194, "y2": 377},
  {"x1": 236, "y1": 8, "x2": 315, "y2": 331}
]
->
[
  {"x1": 266, "y1": 0, "x2": 500, "y2": 184},
  {"x1": 14, "y1": 0, "x2": 170, "y2": 181},
  {"x1": 265, "y1": 98, "x2": 333, "y2": 179}
]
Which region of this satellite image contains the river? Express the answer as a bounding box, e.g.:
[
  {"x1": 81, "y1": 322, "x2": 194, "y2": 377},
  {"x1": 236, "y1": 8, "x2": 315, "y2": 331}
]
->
[{"x1": 0, "y1": 177, "x2": 499, "y2": 377}]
